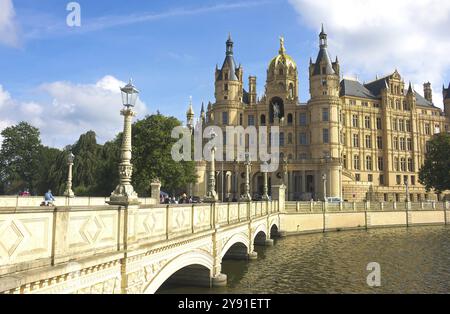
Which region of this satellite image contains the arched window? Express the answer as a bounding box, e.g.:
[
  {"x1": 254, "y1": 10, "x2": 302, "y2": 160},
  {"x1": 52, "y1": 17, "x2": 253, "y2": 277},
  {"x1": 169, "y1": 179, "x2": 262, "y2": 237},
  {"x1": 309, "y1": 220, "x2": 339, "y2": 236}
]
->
[
  {"x1": 279, "y1": 68, "x2": 284, "y2": 75},
  {"x1": 287, "y1": 113, "x2": 293, "y2": 125},
  {"x1": 289, "y1": 83, "x2": 294, "y2": 98},
  {"x1": 260, "y1": 114, "x2": 266, "y2": 126},
  {"x1": 288, "y1": 133, "x2": 293, "y2": 144}
]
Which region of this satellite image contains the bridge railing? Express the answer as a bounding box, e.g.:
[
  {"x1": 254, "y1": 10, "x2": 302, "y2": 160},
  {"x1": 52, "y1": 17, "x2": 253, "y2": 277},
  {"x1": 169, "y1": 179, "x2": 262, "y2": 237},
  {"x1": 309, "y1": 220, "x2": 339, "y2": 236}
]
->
[
  {"x1": 0, "y1": 196, "x2": 157, "y2": 208},
  {"x1": 284, "y1": 201, "x2": 450, "y2": 213},
  {"x1": 0, "y1": 200, "x2": 280, "y2": 277}
]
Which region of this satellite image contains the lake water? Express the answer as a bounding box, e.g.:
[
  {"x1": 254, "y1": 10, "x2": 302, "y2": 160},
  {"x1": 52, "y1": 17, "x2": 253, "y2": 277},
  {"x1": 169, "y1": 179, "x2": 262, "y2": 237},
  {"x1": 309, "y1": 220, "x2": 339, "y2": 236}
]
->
[{"x1": 159, "y1": 226, "x2": 450, "y2": 294}]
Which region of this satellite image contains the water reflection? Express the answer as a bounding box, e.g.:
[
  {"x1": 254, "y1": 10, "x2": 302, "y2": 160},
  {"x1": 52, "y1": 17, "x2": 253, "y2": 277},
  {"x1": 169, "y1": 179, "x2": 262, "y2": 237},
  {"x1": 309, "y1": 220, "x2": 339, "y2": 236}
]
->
[{"x1": 158, "y1": 226, "x2": 450, "y2": 294}]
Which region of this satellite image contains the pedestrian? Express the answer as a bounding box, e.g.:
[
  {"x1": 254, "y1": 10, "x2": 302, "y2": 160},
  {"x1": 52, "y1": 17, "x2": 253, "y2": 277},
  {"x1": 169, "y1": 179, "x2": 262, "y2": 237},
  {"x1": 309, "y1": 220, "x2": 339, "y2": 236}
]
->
[{"x1": 44, "y1": 190, "x2": 56, "y2": 206}]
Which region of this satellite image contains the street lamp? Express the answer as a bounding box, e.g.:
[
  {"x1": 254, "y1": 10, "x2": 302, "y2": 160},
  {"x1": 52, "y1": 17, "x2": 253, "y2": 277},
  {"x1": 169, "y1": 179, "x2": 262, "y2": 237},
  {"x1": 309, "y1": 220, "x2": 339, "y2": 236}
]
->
[
  {"x1": 322, "y1": 173, "x2": 327, "y2": 202},
  {"x1": 64, "y1": 151, "x2": 75, "y2": 198},
  {"x1": 241, "y1": 152, "x2": 252, "y2": 202},
  {"x1": 204, "y1": 129, "x2": 218, "y2": 203},
  {"x1": 405, "y1": 178, "x2": 410, "y2": 202},
  {"x1": 262, "y1": 161, "x2": 270, "y2": 201},
  {"x1": 109, "y1": 79, "x2": 140, "y2": 206}
]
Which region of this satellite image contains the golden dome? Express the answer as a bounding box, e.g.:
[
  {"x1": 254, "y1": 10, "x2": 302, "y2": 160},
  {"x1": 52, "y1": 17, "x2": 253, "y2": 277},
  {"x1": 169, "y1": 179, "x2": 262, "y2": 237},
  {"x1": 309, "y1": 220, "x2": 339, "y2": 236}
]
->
[{"x1": 268, "y1": 37, "x2": 297, "y2": 72}]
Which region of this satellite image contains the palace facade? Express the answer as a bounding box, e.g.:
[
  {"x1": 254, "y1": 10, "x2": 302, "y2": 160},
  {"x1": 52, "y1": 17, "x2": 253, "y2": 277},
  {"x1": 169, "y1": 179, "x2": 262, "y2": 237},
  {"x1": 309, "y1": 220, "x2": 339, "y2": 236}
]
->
[{"x1": 187, "y1": 27, "x2": 450, "y2": 202}]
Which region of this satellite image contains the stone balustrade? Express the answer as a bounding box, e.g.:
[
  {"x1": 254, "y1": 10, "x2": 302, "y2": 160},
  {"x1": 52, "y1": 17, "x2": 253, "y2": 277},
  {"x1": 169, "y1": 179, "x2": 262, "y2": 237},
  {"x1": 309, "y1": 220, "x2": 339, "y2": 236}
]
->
[
  {"x1": 0, "y1": 201, "x2": 279, "y2": 281},
  {"x1": 0, "y1": 196, "x2": 157, "y2": 209}
]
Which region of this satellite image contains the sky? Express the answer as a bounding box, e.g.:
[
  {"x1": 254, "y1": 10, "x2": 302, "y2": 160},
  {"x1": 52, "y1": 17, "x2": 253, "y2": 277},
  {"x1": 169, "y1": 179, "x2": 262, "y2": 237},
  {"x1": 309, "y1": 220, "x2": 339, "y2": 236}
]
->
[{"x1": 0, "y1": 0, "x2": 449, "y2": 148}]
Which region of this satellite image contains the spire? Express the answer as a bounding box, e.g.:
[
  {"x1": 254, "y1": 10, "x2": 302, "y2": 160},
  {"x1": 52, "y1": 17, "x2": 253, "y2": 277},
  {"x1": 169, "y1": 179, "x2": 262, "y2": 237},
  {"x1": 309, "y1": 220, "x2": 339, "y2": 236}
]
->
[
  {"x1": 319, "y1": 23, "x2": 327, "y2": 48},
  {"x1": 217, "y1": 34, "x2": 238, "y2": 81},
  {"x1": 312, "y1": 24, "x2": 335, "y2": 76},
  {"x1": 279, "y1": 36, "x2": 286, "y2": 55},
  {"x1": 407, "y1": 82, "x2": 414, "y2": 94},
  {"x1": 200, "y1": 102, "x2": 205, "y2": 114},
  {"x1": 226, "y1": 33, "x2": 233, "y2": 56},
  {"x1": 187, "y1": 96, "x2": 194, "y2": 116}
]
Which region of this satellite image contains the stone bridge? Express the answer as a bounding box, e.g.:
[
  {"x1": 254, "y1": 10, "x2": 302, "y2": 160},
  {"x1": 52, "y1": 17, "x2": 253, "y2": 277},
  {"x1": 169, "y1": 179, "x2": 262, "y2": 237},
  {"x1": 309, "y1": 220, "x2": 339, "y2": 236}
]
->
[{"x1": 0, "y1": 200, "x2": 282, "y2": 294}]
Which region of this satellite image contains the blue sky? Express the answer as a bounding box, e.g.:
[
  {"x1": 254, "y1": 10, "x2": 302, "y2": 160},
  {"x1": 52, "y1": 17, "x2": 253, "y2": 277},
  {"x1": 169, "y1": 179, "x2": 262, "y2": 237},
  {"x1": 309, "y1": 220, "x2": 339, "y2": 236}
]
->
[{"x1": 1, "y1": 0, "x2": 449, "y2": 147}]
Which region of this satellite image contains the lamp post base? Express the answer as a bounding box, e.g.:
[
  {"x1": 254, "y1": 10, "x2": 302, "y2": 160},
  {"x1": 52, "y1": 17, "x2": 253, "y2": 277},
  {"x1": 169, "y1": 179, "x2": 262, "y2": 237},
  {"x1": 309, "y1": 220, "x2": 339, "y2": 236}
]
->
[
  {"x1": 240, "y1": 193, "x2": 252, "y2": 202},
  {"x1": 108, "y1": 184, "x2": 140, "y2": 206},
  {"x1": 64, "y1": 190, "x2": 75, "y2": 198},
  {"x1": 204, "y1": 191, "x2": 219, "y2": 203}
]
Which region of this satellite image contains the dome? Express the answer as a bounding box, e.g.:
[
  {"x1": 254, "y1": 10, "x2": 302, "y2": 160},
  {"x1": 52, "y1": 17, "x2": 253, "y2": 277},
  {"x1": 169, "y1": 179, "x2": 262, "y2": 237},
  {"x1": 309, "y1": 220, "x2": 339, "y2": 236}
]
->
[{"x1": 268, "y1": 37, "x2": 297, "y2": 73}]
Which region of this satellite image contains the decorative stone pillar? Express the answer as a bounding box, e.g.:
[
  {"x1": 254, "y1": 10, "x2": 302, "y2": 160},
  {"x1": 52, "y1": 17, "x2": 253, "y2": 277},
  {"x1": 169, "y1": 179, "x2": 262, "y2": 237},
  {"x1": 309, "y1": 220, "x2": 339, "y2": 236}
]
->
[
  {"x1": 204, "y1": 143, "x2": 218, "y2": 203},
  {"x1": 64, "y1": 152, "x2": 75, "y2": 198},
  {"x1": 240, "y1": 153, "x2": 252, "y2": 202},
  {"x1": 150, "y1": 178, "x2": 161, "y2": 201},
  {"x1": 262, "y1": 162, "x2": 270, "y2": 201},
  {"x1": 109, "y1": 107, "x2": 139, "y2": 206},
  {"x1": 233, "y1": 161, "x2": 239, "y2": 201}
]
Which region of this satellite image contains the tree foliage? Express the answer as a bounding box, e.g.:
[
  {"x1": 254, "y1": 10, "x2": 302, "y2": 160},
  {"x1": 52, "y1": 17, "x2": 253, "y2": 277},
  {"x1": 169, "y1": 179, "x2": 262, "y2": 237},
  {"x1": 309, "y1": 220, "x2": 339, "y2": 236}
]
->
[
  {"x1": 0, "y1": 114, "x2": 197, "y2": 197},
  {"x1": 0, "y1": 122, "x2": 42, "y2": 194},
  {"x1": 131, "y1": 113, "x2": 197, "y2": 196},
  {"x1": 419, "y1": 133, "x2": 450, "y2": 193}
]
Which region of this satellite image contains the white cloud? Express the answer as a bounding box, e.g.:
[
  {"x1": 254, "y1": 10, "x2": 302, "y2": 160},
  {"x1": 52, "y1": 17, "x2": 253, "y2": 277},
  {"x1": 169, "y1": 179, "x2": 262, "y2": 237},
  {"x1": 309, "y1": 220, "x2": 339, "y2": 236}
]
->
[
  {"x1": 289, "y1": 0, "x2": 450, "y2": 108},
  {"x1": 0, "y1": 0, "x2": 19, "y2": 47},
  {"x1": 0, "y1": 76, "x2": 148, "y2": 148}
]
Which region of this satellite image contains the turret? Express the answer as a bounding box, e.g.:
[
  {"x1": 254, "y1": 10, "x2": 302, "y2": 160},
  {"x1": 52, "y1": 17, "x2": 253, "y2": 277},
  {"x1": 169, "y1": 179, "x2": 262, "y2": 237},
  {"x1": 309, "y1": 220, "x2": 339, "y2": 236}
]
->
[
  {"x1": 308, "y1": 25, "x2": 341, "y2": 198},
  {"x1": 444, "y1": 83, "x2": 450, "y2": 117},
  {"x1": 214, "y1": 34, "x2": 243, "y2": 104},
  {"x1": 186, "y1": 96, "x2": 194, "y2": 131},
  {"x1": 248, "y1": 76, "x2": 257, "y2": 106},
  {"x1": 309, "y1": 24, "x2": 340, "y2": 98},
  {"x1": 200, "y1": 102, "x2": 206, "y2": 122},
  {"x1": 424, "y1": 82, "x2": 433, "y2": 103}
]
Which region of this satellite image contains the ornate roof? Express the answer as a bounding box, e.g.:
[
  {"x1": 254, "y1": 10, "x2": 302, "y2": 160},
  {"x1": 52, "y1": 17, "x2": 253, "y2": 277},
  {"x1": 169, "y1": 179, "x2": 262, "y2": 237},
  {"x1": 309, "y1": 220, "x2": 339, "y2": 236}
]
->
[{"x1": 268, "y1": 37, "x2": 297, "y2": 72}]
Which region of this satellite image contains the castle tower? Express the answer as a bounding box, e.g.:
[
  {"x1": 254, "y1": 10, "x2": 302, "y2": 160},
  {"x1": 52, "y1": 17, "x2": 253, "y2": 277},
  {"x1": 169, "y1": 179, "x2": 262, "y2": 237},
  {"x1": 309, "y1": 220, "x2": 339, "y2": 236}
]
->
[
  {"x1": 186, "y1": 97, "x2": 194, "y2": 131},
  {"x1": 214, "y1": 34, "x2": 243, "y2": 106},
  {"x1": 443, "y1": 83, "x2": 450, "y2": 117},
  {"x1": 308, "y1": 25, "x2": 341, "y2": 198},
  {"x1": 213, "y1": 34, "x2": 245, "y2": 128},
  {"x1": 248, "y1": 76, "x2": 257, "y2": 106},
  {"x1": 423, "y1": 82, "x2": 433, "y2": 103}
]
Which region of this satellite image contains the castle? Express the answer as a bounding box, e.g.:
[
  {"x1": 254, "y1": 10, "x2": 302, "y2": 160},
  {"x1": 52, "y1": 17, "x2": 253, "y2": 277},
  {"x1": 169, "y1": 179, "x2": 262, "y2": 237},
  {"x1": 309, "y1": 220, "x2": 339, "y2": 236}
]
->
[{"x1": 186, "y1": 26, "x2": 450, "y2": 202}]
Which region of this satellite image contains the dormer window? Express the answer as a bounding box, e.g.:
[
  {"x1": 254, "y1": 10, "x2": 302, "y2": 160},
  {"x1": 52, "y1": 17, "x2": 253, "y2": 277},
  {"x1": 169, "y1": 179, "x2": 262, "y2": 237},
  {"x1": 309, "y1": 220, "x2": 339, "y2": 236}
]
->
[
  {"x1": 279, "y1": 69, "x2": 284, "y2": 75},
  {"x1": 224, "y1": 72, "x2": 229, "y2": 80}
]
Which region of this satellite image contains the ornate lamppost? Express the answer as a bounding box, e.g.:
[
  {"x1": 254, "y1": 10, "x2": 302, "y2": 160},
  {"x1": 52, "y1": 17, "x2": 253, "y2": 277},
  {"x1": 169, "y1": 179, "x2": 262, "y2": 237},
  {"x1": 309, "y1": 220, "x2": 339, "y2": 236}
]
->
[
  {"x1": 322, "y1": 173, "x2": 327, "y2": 202},
  {"x1": 204, "y1": 130, "x2": 218, "y2": 203},
  {"x1": 405, "y1": 178, "x2": 410, "y2": 202},
  {"x1": 109, "y1": 80, "x2": 140, "y2": 206},
  {"x1": 262, "y1": 161, "x2": 270, "y2": 201},
  {"x1": 240, "y1": 152, "x2": 252, "y2": 202},
  {"x1": 64, "y1": 151, "x2": 75, "y2": 198}
]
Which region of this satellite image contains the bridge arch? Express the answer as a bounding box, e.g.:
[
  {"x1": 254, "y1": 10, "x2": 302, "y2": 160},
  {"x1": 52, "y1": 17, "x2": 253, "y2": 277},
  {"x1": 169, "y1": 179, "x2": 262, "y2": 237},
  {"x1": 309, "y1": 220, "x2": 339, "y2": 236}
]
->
[
  {"x1": 252, "y1": 223, "x2": 268, "y2": 242},
  {"x1": 220, "y1": 232, "x2": 250, "y2": 260},
  {"x1": 143, "y1": 250, "x2": 214, "y2": 294},
  {"x1": 269, "y1": 221, "x2": 280, "y2": 238}
]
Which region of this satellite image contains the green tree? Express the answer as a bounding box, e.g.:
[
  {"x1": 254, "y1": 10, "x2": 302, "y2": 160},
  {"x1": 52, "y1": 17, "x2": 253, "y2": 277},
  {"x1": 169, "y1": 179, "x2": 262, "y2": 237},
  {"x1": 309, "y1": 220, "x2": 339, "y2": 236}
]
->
[
  {"x1": 0, "y1": 122, "x2": 42, "y2": 194},
  {"x1": 419, "y1": 133, "x2": 450, "y2": 193},
  {"x1": 35, "y1": 146, "x2": 62, "y2": 195},
  {"x1": 131, "y1": 113, "x2": 197, "y2": 196},
  {"x1": 71, "y1": 131, "x2": 103, "y2": 196}
]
